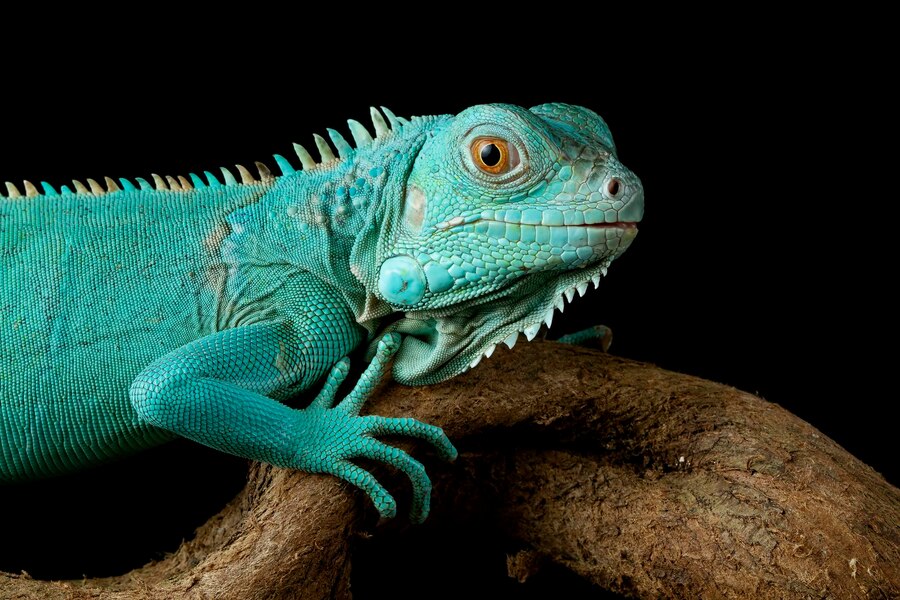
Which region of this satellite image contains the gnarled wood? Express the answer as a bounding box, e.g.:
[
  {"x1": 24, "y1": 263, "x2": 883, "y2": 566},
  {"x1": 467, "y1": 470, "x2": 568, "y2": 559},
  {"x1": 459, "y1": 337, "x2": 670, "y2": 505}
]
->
[{"x1": 2, "y1": 343, "x2": 897, "y2": 599}]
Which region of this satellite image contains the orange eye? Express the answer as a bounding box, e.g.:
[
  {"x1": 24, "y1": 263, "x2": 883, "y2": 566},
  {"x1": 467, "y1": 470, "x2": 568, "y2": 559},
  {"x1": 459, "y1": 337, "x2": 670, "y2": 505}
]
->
[{"x1": 471, "y1": 137, "x2": 519, "y2": 175}]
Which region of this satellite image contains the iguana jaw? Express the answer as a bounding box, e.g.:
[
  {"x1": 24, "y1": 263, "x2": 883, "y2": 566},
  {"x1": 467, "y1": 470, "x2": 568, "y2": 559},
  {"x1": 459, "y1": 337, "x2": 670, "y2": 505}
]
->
[{"x1": 388, "y1": 226, "x2": 636, "y2": 385}]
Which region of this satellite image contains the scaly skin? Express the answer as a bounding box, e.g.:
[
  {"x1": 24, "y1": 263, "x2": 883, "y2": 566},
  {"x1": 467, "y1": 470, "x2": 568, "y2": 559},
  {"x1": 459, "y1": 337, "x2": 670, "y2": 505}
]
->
[{"x1": 0, "y1": 103, "x2": 643, "y2": 521}]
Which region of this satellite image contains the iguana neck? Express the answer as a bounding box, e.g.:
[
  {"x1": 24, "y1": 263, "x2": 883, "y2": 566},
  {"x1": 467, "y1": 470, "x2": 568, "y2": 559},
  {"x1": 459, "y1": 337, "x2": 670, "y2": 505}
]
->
[{"x1": 223, "y1": 121, "x2": 436, "y2": 333}]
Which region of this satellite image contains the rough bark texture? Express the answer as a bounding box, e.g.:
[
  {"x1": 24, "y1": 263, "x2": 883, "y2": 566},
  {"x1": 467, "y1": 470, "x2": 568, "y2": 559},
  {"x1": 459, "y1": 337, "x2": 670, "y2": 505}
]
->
[{"x1": 2, "y1": 342, "x2": 897, "y2": 599}]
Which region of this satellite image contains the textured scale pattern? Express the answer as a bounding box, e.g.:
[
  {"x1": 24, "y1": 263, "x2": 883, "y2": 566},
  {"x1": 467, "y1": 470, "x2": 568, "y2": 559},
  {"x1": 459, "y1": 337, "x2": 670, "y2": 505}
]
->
[{"x1": 0, "y1": 103, "x2": 643, "y2": 521}]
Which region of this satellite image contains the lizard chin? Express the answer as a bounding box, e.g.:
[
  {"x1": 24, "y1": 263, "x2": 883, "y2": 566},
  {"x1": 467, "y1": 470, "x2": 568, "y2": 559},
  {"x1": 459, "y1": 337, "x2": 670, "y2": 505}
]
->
[{"x1": 386, "y1": 245, "x2": 630, "y2": 386}]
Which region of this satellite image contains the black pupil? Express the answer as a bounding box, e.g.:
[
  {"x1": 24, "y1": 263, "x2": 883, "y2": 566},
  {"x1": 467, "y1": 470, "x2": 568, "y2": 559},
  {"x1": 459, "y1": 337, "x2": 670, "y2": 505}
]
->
[{"x1": 480, "y1": 143, "x2": 502, "y2": 167}]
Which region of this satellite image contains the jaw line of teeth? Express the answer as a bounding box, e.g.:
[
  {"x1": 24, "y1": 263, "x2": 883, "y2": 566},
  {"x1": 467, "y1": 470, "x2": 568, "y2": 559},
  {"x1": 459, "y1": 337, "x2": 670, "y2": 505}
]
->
[{"x1": 465, "y1": 264, "x2": 609, "y2": 370}]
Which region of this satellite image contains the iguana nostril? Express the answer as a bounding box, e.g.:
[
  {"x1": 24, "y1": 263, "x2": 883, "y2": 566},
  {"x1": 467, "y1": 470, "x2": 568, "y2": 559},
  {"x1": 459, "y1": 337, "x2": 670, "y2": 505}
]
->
[{"x1": 607, "y1": 178, "x2": 621, "y2": 198}]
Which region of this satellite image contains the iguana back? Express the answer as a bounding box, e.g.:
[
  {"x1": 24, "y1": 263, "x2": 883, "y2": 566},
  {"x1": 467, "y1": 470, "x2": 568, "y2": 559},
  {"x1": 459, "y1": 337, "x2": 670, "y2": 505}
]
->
[{"x1": 1, "y1": 186, "x2": 263, "y2": 476}]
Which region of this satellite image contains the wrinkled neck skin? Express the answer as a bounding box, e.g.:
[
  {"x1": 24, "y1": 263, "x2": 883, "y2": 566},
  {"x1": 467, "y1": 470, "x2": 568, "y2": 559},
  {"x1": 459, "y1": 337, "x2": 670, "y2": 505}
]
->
[{"x1": 223, "y1": 118, "x2": 439, "y2": 334}]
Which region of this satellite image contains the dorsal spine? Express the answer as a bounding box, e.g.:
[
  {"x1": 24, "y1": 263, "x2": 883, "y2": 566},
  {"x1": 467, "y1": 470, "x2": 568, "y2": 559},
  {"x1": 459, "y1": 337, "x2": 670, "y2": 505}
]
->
[{"x1": 1, "y1": 107, "x2": 405, "y2": 200}]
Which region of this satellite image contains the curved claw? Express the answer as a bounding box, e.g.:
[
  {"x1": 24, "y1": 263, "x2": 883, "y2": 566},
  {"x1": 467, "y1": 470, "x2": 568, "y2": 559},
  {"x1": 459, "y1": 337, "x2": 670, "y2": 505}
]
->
[
  {"x1": 358, "y1": 439, "x2": 432, "y2": 523},
  {"x1": 328, "y1": 460, "x2": 397, "y2": 519},
  {"x1": 367, "y1": 416, "x2": 458, "y2": 462}
]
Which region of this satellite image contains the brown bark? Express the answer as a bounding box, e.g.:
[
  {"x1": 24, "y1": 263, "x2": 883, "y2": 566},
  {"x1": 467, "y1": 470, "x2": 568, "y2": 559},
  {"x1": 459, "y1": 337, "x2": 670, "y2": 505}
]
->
[{"x1": 2, "y1": 342, "x2": 897, "y2": 599}]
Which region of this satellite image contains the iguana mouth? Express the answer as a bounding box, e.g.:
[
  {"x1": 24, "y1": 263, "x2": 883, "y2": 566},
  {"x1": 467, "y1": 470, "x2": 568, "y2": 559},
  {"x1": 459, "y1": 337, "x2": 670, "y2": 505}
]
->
[
  {"x1": 434, "y1": 217, "x2": 637, "y2": 249},
  {"x1": 463, "y1": 220, "x2": 638, "y2": 229},
  {"x1": 433, "y1": 219, "x2": 638, "y2": 264},
  {"x1": 435, "y1": 215, "x2": 639, "y2": 232}
]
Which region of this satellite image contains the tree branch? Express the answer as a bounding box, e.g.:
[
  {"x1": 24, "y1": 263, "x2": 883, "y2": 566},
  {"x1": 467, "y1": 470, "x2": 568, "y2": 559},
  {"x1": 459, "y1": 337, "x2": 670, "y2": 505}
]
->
[{"x1": 3, "y1": 343, "x2": 897, "y2": 599}]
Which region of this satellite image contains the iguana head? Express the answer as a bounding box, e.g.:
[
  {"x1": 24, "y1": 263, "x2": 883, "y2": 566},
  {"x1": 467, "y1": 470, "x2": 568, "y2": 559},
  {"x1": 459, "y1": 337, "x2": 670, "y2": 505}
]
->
[{"x1": 372, "y1": 103, "x2": 643, "y2": 384}]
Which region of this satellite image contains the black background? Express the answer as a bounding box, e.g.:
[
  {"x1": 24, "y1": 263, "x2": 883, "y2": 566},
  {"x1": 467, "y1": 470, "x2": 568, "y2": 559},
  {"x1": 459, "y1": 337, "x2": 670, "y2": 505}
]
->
[{"x1": 0, "y1": 24, "x2": 891, "y2": 597}]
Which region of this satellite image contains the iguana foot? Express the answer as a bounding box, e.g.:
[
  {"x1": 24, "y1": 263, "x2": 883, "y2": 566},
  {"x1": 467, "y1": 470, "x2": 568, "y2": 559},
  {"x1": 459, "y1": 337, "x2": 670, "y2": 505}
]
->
[
  {"x1": 293, "y1": 333, "x2": 457, "y2": 523},
  {"x1": 556, "y1": 325, "x2": 613, "y2": 351}
]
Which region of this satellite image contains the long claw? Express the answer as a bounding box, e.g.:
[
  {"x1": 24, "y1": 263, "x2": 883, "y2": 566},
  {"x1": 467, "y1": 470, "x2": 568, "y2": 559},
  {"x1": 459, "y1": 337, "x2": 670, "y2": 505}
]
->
[
  {"x1": 328, "y1": 460, "x2": 397, "y2": 519},
  {"x1": 367, "y1": 416, "x2": 457, "y2": 461},
  {"x1": 359, "y1": 439, "x2": 432, "y2": 523}
]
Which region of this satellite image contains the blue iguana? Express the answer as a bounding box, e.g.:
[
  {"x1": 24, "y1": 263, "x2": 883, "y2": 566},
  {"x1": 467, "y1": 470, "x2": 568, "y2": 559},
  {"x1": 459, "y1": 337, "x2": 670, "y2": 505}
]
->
[{"x1": 0, "y1": 103, "x2": 643, "y2": 522}]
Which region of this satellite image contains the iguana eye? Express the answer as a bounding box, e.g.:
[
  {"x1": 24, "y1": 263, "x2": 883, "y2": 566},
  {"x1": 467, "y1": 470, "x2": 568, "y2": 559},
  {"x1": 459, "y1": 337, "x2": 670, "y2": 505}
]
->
[{"x1": 471, "y1": 137, "x2": 520, "y2": 175}]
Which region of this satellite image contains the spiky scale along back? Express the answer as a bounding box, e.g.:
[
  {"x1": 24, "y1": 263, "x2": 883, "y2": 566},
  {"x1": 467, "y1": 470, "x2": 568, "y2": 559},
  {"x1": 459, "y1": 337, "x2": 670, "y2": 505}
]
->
[{"x1": 1, "y1": 106, "x2": 403, "y2": 201}]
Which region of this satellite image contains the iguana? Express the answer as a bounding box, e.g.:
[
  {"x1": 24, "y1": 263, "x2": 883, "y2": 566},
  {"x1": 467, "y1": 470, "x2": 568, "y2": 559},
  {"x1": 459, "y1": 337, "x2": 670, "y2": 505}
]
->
[{"x1": 0, "y1": 103, "x2": 643, "y2": 523}]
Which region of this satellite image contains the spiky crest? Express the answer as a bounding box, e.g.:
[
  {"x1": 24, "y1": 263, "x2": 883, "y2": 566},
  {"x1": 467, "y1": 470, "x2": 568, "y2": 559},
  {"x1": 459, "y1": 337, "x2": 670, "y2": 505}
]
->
[{"x1": 1, "y1": 107, "x2": 404, "y2": 199}]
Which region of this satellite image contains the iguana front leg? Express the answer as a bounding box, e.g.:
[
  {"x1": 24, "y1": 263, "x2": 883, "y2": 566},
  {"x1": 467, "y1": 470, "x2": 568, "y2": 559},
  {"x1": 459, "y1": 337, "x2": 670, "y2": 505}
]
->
[{"x1": 129, "y1": 320, "x2": 456, "y2": 523}]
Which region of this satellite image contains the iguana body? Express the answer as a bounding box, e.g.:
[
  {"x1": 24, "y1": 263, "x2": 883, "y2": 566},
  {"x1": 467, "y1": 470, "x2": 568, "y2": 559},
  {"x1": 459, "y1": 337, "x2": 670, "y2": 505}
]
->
[{"x1": 0, "y1": 103, "x2": 643, "y2": 521}]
